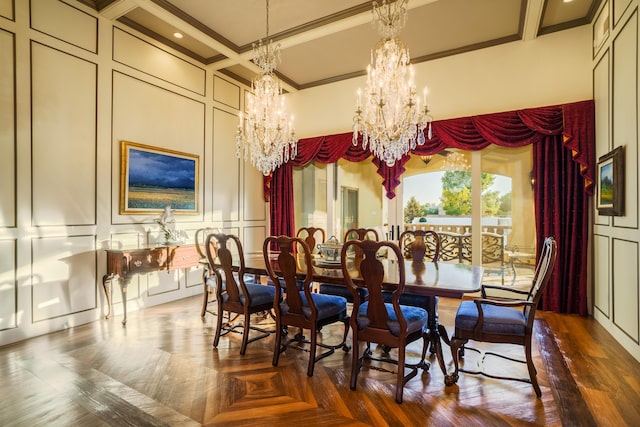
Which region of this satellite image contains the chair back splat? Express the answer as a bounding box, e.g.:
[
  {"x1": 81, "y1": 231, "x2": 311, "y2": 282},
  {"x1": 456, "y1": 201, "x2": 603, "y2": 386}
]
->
[
  {"x1": 387, "y1": 230, "x2": 440, "y2": 357},
  {"x1": 296, "y1": 227, "x2": 326, "y2": 255},
  {"x1": 263, "y1": 235, "x2": 350, "y2": 377},
  {"x1": 206, "y1": 233, "x2": 275, "y2": 355},
  {"x1": 447, "y1": 236, "x2": 558, "y2": 397},
  {"x1": 341, "y1": 239, "x2": 429, "y2": 403}
]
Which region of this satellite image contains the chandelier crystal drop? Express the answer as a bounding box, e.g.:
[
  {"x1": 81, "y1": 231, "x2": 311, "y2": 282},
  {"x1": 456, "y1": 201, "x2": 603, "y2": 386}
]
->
[
  {"x1": 236, "y1": 0, "x2": 297, "y2": 176},
  {"x1": 353, "y1": 0, "x2": 432, "y2": 167}
]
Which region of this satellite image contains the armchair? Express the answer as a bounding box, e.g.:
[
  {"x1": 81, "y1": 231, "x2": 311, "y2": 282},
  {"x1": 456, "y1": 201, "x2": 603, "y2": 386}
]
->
[{"x1": 447, "y1": 236, "x2": 558, "y2": 396}]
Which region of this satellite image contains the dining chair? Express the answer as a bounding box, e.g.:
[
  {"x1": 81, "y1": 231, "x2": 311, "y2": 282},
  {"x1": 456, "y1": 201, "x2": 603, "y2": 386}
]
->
[
  {"x1": 447, "y1": 236, "x2": 558, "y2": 397},
  {"x1": 195, "y1": 227, "x2": 217, "y2": 317},
  {"x1": 344, "y1": 227, "x2": 379, "y2": 242},
  {"x1": 296, "y1": 226, "x2": 326, "y2": 255},
  {"x1": 197, "y1": 227, "x2": 255, "y2": 318},
  {"x1": 341, "y1": 239, "x2": 429, "y2": 403},
  {"x1": 205, "y1": 233, "x2": 276, "y2": 355},
  {"x1": 263, "y1": 235, "x2": 350, "y2": 377},
  {"x1": 317, "y1": 227, "x2": 378, "y2": 303}
]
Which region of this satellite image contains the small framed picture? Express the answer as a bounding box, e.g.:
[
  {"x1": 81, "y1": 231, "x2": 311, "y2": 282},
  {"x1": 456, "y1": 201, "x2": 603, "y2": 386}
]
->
[{"x1": 596, "y1": 146, "x2": 624, "y2": 216}]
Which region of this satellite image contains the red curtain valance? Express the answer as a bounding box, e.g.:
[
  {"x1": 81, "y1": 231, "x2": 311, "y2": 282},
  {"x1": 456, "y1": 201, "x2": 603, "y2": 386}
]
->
[{"x1": 267, "y1": 100, "x2": 594, "y2": 201}]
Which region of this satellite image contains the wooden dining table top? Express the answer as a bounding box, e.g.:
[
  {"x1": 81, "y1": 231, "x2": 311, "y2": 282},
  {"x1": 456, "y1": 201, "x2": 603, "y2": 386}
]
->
[{"x1": 243, "y1": 254, "x2": 484, "y2": 299}]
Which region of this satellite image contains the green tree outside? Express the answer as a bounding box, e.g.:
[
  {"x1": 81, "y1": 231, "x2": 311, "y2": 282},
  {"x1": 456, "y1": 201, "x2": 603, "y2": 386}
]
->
[
  {"x1": 404, "y1": 196, "x2": 425, "y2": 223},
  {"x1": 440, "y1": 171, "x2": 510, "y2": 216}
]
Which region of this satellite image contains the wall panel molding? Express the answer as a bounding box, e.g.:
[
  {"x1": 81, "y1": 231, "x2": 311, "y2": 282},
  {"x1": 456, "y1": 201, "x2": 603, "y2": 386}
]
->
[
  {"x1": 0, "y1": 28, "x2": 16, "y2": 228},
  {"x1": 31, "y1": 235, "x2": 97, "y2": 323},
  {"x1": 611, "y1": 10, "x2": 638, "y2": 229},
  {"x1": 212, "y1": 107, "x2": 241, "y2": 222},
  {"x1": 113, "y1": 26, "x2": 206, "y2": 96},
  {"x1": 31, "y1": 41, "x2": 97, "y2": 227},
  {"x1": 30, "y1": 0, "x2": 97, "y2": 54},
  {"x1": 612, "y1": 238, "x2": 639, "y2": 343},
  {"x1": 213, "y1": 75, "x2": 240, "y2": 110},
  {"x1": 0, "y1": 239, "x2": 17, "y2": 331},
  {"x1": 593, "y1": 233, "x2": 611, "y2": 317}
]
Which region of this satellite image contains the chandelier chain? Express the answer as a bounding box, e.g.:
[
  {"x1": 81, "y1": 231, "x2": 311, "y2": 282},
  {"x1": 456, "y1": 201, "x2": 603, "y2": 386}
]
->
[
  {"x1": 353, "y1": 0, "x2": 433, "y2": 167},
  {"x1": 236, "y1": 0, "x2": 297, "y2": 176}
]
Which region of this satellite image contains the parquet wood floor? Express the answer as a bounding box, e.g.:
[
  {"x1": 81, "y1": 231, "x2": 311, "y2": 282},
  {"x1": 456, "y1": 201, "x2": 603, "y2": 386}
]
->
[{"x1": 1, "y1": 295, "x2": 639, "y2": 426}]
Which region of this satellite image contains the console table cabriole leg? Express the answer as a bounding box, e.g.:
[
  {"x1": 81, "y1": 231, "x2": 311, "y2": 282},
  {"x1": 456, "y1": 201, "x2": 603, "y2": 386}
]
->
[
  {"x1": 102, "y1": 274, "x2": 114, "y2": 319},
  {"x1": 120, "y1": 277, "x2": 130, "y2": 326}
]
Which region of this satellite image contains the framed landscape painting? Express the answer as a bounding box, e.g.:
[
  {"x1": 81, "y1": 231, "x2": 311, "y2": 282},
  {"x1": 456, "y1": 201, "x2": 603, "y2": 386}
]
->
[
  {"x1": 596, "y1": 146, "x2": 624, "y2": 216},
  {"x1": 120, "y1": 141, "x2": 199, "y2": 214}
]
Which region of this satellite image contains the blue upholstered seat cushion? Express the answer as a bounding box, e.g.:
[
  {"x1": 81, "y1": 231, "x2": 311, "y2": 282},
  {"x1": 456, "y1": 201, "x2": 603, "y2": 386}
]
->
[
  {"x1": 279, "y1": 292, "x2": 347, "y2": 320},
  {"x1": 222, "y1": 283, "x2": 275, "y2": 307},
  {"x1": 319, "y1": 283, "x2": 368, "y2": 303},
  {"x1": 356, "y1": 302, "x2": 427, "y2": 336},
  {"x1": 455, "y1": 300, "x2": 526, "y2": 336}
]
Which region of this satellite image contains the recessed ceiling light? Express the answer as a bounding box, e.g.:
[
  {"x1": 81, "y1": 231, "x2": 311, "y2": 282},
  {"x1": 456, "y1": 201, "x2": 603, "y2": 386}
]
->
[
  {"x1": 563, "y1": 0, "x2": 573, "y2": 3},
  {"x1": 173, "y1": 32, "x2": 183, "y2": 39}
]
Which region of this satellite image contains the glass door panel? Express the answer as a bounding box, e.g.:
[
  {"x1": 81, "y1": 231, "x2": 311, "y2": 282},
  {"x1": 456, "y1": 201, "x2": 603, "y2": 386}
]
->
[
  {"x1": 293, "y1": 162, "x2": 328, "y2": 232},
  {"x1": 481, "y1": 144, "x2": 534, "y2": 288},
  {"x1": 335, "y1": 158, "x2": 384, "y2": 240}
]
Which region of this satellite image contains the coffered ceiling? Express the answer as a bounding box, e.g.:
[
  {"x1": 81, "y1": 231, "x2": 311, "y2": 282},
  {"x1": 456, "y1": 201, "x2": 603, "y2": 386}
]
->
[{"x1": 80, "y1": 0, "x2": 601, "y2": 92}]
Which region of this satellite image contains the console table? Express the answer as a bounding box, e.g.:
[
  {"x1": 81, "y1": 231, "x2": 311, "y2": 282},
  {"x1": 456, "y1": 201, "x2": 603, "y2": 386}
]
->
[{"x1": 103, "y1": 244, "x2": 201, "y2": 325}]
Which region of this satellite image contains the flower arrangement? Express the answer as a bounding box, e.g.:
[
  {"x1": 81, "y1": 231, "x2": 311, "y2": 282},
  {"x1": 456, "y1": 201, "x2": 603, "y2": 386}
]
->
[{"x1": 155, "y1": 205, "x2": 187, "y2": 245}]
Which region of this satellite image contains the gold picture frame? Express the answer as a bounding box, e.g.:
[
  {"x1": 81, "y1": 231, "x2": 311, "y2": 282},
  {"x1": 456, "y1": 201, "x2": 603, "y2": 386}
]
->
[{"x1": 120, "y1": 141, "x2": 199, "y2": 215}]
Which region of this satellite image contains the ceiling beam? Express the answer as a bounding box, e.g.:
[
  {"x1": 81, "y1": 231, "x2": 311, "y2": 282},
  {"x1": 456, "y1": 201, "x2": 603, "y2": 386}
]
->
[
  {"x1": 99, "y1": 0, "x2": 138, "y2": 20},
  {"x1": 522, "y1": 0, "x2": 545, "y2": 41}
]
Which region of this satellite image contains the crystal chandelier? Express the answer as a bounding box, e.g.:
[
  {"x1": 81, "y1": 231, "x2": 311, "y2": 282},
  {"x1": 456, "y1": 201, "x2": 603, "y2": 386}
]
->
[
  {"x1": 441, "y1": 151, "x2": 469, "y2": 171},
  {"x1": 353, "y1": 0, "x2": 432, "y2": 167},
  {"x1": 236, "y1": 0, "x2": 297, "y2": 176}
]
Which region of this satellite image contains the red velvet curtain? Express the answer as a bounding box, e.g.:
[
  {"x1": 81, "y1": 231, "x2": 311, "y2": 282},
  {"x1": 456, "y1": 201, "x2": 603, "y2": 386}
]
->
[{"x1": 268, "y1": 100, "x2": 594, "y2": 314}]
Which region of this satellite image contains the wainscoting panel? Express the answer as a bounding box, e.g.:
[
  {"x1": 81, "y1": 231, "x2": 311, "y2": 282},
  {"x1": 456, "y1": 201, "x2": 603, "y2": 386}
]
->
[
  {"x1": 614, "y1": 0, "x2": 633, "y2": 26},
  {"x1": 612, "y1": 238, "x2": 639, "y2": 342},
  {"x1": 612, "y1": 10, "x2": 638, "y2": 228},
  {"x1": 31, "y1": 41, "x2": 97, "y2": 227},
  {"x1": 31, "y1": 235, "x2": 97, "y2": 323},
  {"x1": 212, "y1": 108, "x2": 240, "y2": 222},
  {"x1": 213, "y1": 75, "x2": 240, "y2": 110},
  {"x1": 244, "y1": 225, "x2": 267, "y2": 255},
  {"x1": 594, "y1": 50, "x2": 610, "y2": 226},
  {"x1": 113, "y1": 27, "x2": 205, "y2": 96},
  {"x1": 0, "y1": 0, "x2": 12, "y2": 20},
  {"x1": 146, "y1": 269, "x2": 181, "y2": 297},
  {"x1": 593, "y1": 234, "x2": 610, "y2": 317},
  {"x1": 0, "y1": 239, "x2": 17, "y2": 331},
  {"x1": 243, "y1": 165, "x2": 266, "y2": 222},
  {"x1": 31, "y1": 0, "x2": 97, "y2": 53},
  {"x1": 0, "y1": 29, "x2": 15, "y2": 228}
]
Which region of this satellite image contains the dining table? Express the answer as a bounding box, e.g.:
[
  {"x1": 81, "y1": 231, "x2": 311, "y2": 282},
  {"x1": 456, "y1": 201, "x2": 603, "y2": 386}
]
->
[{"x1": 243, "y1": 253, "x2": 484, "y2": 382}]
